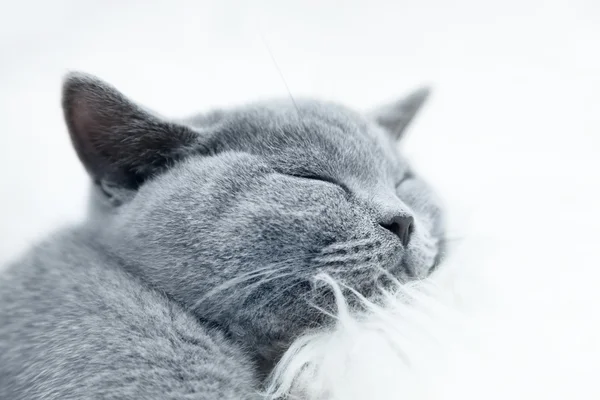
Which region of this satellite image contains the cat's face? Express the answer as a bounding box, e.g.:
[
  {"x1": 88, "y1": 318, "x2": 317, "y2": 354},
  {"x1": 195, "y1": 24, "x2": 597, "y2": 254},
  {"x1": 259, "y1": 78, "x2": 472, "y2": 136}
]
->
[{"x1": 64, "y1": 73, "x2": 444, "y2": 360}]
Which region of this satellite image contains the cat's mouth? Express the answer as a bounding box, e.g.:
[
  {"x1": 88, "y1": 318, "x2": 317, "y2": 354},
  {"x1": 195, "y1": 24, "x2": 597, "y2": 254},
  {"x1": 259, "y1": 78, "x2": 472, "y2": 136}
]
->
[{"x1": 388, "y1": 237, "x2": 445, "y2": 280}]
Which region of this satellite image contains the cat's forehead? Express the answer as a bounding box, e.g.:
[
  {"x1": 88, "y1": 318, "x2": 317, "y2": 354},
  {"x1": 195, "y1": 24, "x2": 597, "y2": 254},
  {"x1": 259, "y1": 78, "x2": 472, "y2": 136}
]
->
[
  {"x1": 234, "y1": 99, "x2": 364, "y2": 124},
  {"x1": 192, "y1": 99, "x2": 403, "y2": 182},
  {"x1": 194, "y1": 99, "x2": 371, "y2": 141}
]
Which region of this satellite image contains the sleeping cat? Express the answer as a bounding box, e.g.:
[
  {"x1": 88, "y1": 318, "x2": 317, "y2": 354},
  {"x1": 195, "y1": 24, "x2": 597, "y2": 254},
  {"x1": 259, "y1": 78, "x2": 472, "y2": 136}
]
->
[{"x1": 0, "y1": 73, "x2": 444, "y2": 399}]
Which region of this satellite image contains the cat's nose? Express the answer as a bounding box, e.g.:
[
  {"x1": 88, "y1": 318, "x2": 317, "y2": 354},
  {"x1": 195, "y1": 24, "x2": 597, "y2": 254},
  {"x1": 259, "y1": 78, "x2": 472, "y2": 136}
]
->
[{"x1": 380, "y1": 215, "x2": 414, "y2": 247}]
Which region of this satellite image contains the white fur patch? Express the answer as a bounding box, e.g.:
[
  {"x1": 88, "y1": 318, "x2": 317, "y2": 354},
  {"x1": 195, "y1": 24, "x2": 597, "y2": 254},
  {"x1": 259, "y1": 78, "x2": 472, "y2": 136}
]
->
[{"x1": 264, "y1": 258, "x2": 483, "y2": 400}]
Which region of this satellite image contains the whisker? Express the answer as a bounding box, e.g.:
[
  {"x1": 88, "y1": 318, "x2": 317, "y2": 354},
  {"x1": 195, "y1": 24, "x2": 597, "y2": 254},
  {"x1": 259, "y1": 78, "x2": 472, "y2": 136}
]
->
[
  {"x1": 193, "y1": 265, "x2": 289, "y2": 310},
  {"x1": 261, "y1": 278, "x2": 307, "y2": 308},
  {"x1": 237, "y1": 272, "x2": 297, "y2": 302}
]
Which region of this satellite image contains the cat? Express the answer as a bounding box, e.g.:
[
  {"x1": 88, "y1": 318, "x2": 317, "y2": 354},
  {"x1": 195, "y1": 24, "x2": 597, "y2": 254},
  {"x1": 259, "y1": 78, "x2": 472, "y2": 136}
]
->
[{"x1": 0, "y1": 72, "x2": 445, "y2": 399}]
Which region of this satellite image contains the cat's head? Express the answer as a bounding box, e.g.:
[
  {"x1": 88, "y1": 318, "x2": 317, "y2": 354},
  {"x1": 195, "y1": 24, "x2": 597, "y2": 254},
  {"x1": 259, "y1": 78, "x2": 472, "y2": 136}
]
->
[{"x1": 63, "y1": 72, "x2": 444, "y2": 359}]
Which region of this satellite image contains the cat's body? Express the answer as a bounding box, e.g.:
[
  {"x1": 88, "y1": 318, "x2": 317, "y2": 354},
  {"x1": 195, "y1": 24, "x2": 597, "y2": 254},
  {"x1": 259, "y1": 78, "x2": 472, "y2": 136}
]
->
[
  {"x1": 0, "y1": 73, "x2": 444, "y2": 398},
  {"x1": 0, "y1": 228, "x2": 259, "y2": 399}
]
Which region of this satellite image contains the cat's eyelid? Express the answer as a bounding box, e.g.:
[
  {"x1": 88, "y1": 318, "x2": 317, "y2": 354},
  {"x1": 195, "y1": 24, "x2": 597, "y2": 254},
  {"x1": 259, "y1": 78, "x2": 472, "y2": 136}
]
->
[
  {"x1": 395, "y1": 170, "x2": 415, "y2": 187},
  {"x1": 287, "y1": 173, "x2": 351, "y2": 195}
]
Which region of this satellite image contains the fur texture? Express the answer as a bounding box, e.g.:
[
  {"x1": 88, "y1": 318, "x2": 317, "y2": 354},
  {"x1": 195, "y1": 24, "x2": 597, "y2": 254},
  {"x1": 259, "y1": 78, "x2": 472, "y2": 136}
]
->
[
  {"x1": 0, "y1": 229, "x2": 259, "y2": 399},
  {"x1": 264, "y1": 265, "x2": 470, "y2": 399},
  {"x1": 0, "y1": 73, "x2": 444, "y2": 398}
]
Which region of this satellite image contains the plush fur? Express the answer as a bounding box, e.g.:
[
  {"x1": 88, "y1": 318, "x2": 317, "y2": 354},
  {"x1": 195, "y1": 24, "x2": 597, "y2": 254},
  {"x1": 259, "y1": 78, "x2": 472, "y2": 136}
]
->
[
  {"x1": 0, "y1": 229, "x2": 259, "y2": 399},
  {"x1": 264, "y1": 263, "x2": 470, "y2": 399},
  {"x1": 0, "y1": 72, "x2": 444, "y2": 398}
]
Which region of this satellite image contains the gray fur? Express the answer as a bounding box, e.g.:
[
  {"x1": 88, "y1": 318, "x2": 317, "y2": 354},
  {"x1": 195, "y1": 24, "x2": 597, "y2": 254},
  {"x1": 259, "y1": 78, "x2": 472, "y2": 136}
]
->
[
  {"x1": 0, "y1": 73, "x2": 444, "y2": 398},
  {"x1": 0, "y1": 229, "x2": 259, "y2": 399}
]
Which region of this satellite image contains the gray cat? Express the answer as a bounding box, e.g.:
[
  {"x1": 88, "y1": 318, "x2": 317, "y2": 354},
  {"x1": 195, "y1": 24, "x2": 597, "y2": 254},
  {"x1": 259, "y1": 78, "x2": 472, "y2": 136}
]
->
[{"x1": 0, "y1": 73, "x2": 445, "y2": 399}]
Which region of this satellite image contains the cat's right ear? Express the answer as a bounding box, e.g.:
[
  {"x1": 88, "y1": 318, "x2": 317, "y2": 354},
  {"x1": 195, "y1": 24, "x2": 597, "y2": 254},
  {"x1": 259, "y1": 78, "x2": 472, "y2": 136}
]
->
[
  {"x1": 370, "y1": 87, "x2": 431, "y2": 140},
  {"x1": 62, "y1": 72, "x2": 202, "y2": 191}
]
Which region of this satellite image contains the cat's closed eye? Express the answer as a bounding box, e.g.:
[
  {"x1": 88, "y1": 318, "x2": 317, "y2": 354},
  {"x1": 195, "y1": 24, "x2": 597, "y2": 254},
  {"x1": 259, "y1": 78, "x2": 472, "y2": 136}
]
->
[
  {"x1": 285, "y1": 173, "x2": 351, "y2": 195},
  {"x1": 395, "y1": 171, "x2": 415, "y2": 188}
]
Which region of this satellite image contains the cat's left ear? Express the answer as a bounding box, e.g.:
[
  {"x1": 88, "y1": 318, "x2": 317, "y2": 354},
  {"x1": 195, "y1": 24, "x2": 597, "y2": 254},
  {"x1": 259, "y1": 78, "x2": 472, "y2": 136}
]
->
[
  {"x1": 62, "y1": 72, "x2": 203, "y2": 191},
  {"x1": 370, "y1": 87, "x2": 430, "y2": 140}
]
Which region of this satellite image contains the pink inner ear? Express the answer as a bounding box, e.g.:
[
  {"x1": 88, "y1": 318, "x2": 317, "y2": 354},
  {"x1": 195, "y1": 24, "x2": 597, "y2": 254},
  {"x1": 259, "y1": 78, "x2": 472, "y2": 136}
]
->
[
  {"x1": 63, "y1": 72, "x2": 201, "y2": 187},
  {"x1": 66, "y1": 90, "x2": 113, "y2": 176},
  {"x1": 71, "y1": 95, "x2": 96, "y2": 139}
]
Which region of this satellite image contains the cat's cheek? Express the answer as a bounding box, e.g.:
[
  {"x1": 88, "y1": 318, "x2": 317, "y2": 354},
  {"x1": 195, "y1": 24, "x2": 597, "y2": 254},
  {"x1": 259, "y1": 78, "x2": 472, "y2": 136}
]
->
[{"x1": 397, "y1": 180, "x2": 443, "y2": 229}]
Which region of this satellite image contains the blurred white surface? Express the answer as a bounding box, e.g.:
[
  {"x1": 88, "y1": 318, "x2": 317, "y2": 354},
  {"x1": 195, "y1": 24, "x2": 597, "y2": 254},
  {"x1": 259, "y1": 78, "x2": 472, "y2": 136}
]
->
[{"x1": 1, "y1": 0, "x2": 599, "y2": 398}]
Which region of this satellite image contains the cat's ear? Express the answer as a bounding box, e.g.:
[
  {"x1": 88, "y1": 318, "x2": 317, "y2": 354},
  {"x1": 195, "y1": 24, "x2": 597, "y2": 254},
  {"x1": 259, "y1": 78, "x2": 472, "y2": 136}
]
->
[
  {"x1": 62, "y1": 72, "x2": 201, "y2": 190},
  {"x1": 370, "y1": 87, "x2": 430, "y2": 140}
]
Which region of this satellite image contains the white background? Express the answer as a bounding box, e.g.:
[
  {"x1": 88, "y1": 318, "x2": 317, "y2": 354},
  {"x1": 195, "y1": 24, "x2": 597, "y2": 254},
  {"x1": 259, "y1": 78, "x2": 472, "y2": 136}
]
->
[{"x1": 1, "y1": 0, "x2": 599, "y2": 398}]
